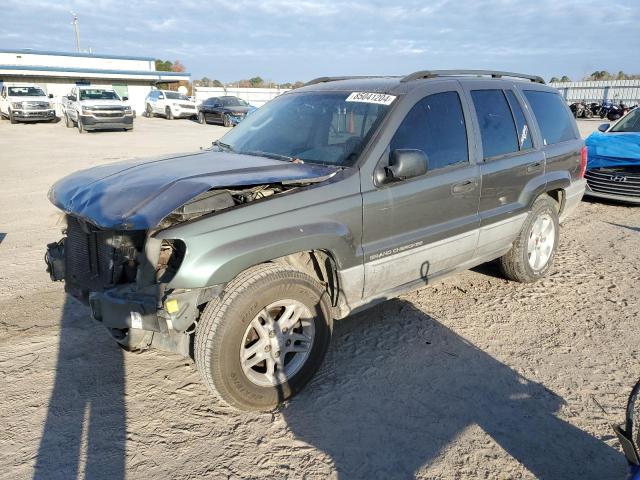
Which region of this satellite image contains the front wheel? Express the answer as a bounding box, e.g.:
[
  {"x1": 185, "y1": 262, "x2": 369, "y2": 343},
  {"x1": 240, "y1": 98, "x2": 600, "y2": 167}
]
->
[
  {"x1": 64, "y1": 113, "x2": 73, "y2": 128},
  {"x1": 198, "y1": 112, "x2": 206, "y2": 124},
  {"x1": 165, "y1": 107, "x2": 174, "y2": 120},
  {"x1": 498, "y1": 195, "x2": 559, "y2": 283},
  {"x1": 77, "y1": 116, "x2": 86, "y2": 133},
  {"x1": 195, "y1": 263, "x2": 332, "y2": 411},
  {"x1": 145, "y1": 104, "x2": 154, "y2": 118},
  {"x1": 9, "y1": 110, "x2": 17, "y2": 124},
  {"x1": 223, "y1": 113, "x2": 231, "y2": 127}
]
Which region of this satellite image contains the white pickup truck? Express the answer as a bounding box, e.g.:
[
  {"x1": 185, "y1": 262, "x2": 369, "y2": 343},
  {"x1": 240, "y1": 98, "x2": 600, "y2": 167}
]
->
[
  {"x1": 61, "y1": 86, "x2": 134, "y2": 133},
  {"x1": 0, "y1": 83, "x2": 56, "y2": 123}
]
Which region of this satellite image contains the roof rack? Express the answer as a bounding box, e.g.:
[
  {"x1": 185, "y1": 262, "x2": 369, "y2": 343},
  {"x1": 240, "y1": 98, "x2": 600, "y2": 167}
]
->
[
  {"x1": 304, "y1": 75, "x2": 397, "y2": 86},
  {"x1": 400, "y1": 70, "x2": 545, "y2": 84}
]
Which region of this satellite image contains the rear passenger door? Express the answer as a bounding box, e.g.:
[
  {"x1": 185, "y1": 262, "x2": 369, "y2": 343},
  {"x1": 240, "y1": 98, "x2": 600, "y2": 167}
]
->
[
  {"x1": 361, "y1": 84, "x2": 481, "y2": 298},
  {"x1": 463, "y1": 83, "x2": 546, "y2": 258}
]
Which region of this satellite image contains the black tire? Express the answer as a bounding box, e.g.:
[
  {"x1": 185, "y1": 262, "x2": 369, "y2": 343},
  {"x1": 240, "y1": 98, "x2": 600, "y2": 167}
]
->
[
  {"x1": 64, "y1": 113, "x2": 73, "y2": 128},
  {"x1": 223, "y1": 113, "x2": 231, "y2": 127},
  {"x1": 198, "y1": 112, "x2": 206, "y2": 124},
  {"x1": 9, "y1": 110, "x2": 17, "y2": 124},
  {"x1": 583, "y1": 108, "x2": 593, "y2": 119},
  {"x1": 195, "y1": 263, "x2": 332, "y2": 411},
  {"x1": 165, "y1": 107, "x2": 174, "y2": 120},
  {"x1": 626, "y1": 380, "x2": 640, "y2": 452},
  {"x1": 145, "y1": 104, "x2": 154, "y2": 118},
  {"x1": 77, "y1": 116, "x2": 85, "y2": 133},
  {"x1": 498, "y1": 195, "x2": 560, "y2": 283}
]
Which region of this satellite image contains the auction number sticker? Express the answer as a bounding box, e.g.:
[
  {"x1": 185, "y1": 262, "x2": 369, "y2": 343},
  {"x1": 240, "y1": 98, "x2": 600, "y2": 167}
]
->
[{"x1": 346, "y1": 92, "x2": 396, "y2": 105}]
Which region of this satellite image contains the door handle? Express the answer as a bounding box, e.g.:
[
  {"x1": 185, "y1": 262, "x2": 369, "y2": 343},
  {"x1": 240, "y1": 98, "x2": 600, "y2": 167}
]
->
[
  {"x1": 452, "y1": 179, "x2": 476, "y2": 194},
  {"x1": 526, "y1": 161, "x2": 543, "y2": 173}
]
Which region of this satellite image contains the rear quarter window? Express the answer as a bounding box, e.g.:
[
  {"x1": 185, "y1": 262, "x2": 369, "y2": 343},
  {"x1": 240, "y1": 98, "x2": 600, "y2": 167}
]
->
[{"x1": 523, "y1": 90, "x2": 577, "y2": 145}]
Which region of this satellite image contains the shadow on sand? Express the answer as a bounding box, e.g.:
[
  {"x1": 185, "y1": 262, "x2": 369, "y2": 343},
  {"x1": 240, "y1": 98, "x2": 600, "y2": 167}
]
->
[
  {"x1": 33, "y1": 297, "x2": 125, "y2": 480},
  {"x1": 282, "y1": 299, "x2": 624, "y2": 479}
]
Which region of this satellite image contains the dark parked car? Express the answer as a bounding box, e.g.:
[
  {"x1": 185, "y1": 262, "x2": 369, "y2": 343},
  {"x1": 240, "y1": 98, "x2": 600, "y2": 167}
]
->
[
  {"x1": 197, "y1": 96, "x2": 256, "y2": 127},
  {"x1": 45, "y1": 70, "x2": 586, "y2": 411},
  {"x1": 585, "y1": 108, "x2": 640, "y2": 204}
]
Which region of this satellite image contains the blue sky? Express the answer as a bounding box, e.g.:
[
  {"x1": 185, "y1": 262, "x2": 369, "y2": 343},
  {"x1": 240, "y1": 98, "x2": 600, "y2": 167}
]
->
[{"x1": 1, "y1": 0, "x2": 639, "y2": 83}]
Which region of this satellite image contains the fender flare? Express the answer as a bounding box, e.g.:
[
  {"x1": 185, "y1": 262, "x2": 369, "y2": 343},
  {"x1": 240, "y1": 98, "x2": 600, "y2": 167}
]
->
[{"x1": 165, "y1": 221, "x2": 359, "y2": 289}]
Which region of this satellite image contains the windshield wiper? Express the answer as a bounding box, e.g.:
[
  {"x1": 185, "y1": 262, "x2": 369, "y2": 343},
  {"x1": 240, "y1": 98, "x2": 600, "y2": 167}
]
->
[
  {"x1": 242, "y1": 150, "x2": 303, "y2": 163},
  {"x1": 212, "y1": 140, "x2": 234, "y2": 151}
]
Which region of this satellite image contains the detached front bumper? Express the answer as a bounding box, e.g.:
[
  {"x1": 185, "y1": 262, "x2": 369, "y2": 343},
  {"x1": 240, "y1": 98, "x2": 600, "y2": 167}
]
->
[
  {"x1": 12, "y1": 109, "x2": 56, "y2": 121},
  {"x1": 80, "y1": 114, "x2": 134, "y2": 130}
]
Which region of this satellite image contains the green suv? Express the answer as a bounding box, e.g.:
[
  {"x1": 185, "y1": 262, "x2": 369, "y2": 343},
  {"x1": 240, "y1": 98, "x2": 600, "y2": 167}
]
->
[{"x1": 45, "y1": 70, "x2": 587, "y2": 410}]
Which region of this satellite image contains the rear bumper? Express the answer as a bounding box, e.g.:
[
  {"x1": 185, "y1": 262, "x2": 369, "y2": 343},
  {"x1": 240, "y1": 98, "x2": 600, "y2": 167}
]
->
[
  {"x1": 80, "y1": 114, "x2": 134, "y2": 130},
  {"x1": 12, "y1": 109, "x2": 56, "y2": 121},
  {"x1": 559, "y1": 178, "x2": 586, "y2": 222}
]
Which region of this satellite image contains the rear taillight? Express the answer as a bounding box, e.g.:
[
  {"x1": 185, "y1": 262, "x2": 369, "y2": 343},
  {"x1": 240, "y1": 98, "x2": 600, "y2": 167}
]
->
[{"x1": 579, "y1": 146, "x2": 588, "y2": 178}]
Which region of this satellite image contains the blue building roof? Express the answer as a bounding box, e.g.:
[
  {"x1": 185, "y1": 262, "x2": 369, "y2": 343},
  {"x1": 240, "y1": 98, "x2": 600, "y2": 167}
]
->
[
  {"x1": 0, "y1": 48, "x2": 156, "y2": 62},
  {"x1": 0, "y1": 64, "x2": 190, "y2": 78}
]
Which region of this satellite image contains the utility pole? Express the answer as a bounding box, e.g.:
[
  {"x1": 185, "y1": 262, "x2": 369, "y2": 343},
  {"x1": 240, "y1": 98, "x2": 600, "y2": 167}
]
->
[{"x1": 71, "y1": 12, "x2": 81, "y2": 52}]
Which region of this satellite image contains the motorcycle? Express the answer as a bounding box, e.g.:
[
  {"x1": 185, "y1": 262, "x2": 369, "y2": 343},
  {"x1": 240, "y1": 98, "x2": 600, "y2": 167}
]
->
[
  {"x1": 570, "y1": 102, "x2": 588, "y2": 118},
  {"x1": 607, "y1": 102, "x2": 629, "y2": 121}
]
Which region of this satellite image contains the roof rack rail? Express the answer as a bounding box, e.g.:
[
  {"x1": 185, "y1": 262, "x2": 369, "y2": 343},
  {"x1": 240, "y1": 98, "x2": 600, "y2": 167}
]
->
[
  {"x1": 304, "y1": 75, "x2": 396, "y2": 86},
  {"x1": 400, "y1": 70, "x2": 545, "y2": 84}
]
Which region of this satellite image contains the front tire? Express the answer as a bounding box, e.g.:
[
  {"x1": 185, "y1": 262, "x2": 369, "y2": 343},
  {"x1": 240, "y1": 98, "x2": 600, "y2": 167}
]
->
[
  {"x1": 195, "y1": 263, "x2": 332, "y2": 411},
  {"x1": 77, "y1": 116, "x2": 86, "y2": 133},
  {"x1": 498, "y1": 195, "x2": 559, "y2": 283},
  {"x1": 9, "y1": 110, "x2": 17, "y2": 124},
  {"x1": 64, "y1": 113, "x2": 73, "y2": 128},
  {"x1": 165, "y1": 107, "x2": 174, "y2": 120},
  {"x1": 198, "y1": 112, "x2": 206, "y2": 124},
  {"x1": 145, "y1": 104, "x2": 154, "y2": 118},
  {"x1": 223, "y1": 113, "x2": 231, "y2": 127}
]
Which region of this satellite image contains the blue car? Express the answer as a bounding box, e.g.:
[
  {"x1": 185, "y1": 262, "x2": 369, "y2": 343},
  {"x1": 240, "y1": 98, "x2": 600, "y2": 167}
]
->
[
  {"x1": 614, "y1": 380, "x2": 640, "y2": 479},
  {"x1": 585, "y1": 108, "x2": 640, "y2": 204}
]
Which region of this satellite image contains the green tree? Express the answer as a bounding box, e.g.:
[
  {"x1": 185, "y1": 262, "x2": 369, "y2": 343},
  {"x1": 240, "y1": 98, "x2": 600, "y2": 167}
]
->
[
  {"x1": 549, "y1": 77, "x2": 560, "y2": 83},
  {"x1": 155, "y1": 59, "x2": 173, "y2": 71},
  {"x1": 249, "y1": 76, "x2": 264, "y2": 87},
  {"x1": 560, "y1": 75, "x2": 571, "y2": 82}
]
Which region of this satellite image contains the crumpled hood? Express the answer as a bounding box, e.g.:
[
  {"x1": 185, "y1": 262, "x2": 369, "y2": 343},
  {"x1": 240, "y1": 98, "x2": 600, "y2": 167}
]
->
[
  {"x1": 586, "y1": 132, "x2": 640, "y2": 169},
  {"x1": 48, "y1": 150, "x2": 337, "y2": 230}
]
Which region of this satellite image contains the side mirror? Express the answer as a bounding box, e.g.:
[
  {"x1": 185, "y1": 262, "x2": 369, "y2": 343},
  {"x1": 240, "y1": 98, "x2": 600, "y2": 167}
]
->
[
  {"x1": 122, "y1": 96, "x2": 128, "y2": 101},
  {"x1": 598, "y1": 123, "x2": 610, "y2": 132},
  {"x1": 48, "y1": 94, "x2": 54, "y2": 99},
  {"x1": 158, "y1": 95, "x2": 164, "y2": 99},
  {"x1": 214, "y1": 103, "x2": 223, "y2": 108},
  {"x1": 385, "y1": 149, "x2": 429, "y2": 181}
]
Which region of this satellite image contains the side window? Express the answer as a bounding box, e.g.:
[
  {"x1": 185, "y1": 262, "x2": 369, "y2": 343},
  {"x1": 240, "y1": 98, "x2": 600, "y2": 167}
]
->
[
  {"x1": 471, "y1": 89, "x2": 518, "y2": 159},
  {"x1": 505, "y1": 90, "x2": 533, "y2": 150},
  {"x1": 523, "y1": 90, "x2": 577, "y2": 145},
  {"x1": 390, "y1": 91, "x2": 468, "y2": 170}
]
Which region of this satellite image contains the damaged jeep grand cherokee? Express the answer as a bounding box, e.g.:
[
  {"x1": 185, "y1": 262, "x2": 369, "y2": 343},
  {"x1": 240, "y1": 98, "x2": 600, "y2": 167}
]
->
[{"x1": 45, "y1": 70, "x2": 586, "y2": 411}]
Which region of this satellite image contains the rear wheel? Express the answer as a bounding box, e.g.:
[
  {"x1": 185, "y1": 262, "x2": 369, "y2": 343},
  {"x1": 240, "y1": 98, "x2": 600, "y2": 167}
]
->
[
  {"x1": 498, "y1": 195, "x2": 559, "y2": 283},
  {"x1": 195, "y1": 263, "x2": 332, "y2": 411}
]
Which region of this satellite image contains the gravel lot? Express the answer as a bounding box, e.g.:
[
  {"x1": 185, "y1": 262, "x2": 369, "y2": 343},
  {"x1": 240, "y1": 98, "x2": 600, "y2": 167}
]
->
[{"x1": 1, "y1": 117, "x2": 638, "y2": 479}]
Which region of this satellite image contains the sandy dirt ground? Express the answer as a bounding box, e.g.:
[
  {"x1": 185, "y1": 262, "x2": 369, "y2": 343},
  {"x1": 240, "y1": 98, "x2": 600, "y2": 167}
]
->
[{"x1": 1, "y1": 117, "x2": 638, "y2": 479}]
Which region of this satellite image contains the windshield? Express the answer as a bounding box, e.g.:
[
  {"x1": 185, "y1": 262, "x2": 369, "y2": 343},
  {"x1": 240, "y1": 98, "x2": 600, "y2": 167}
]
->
[
  {"x1": 8, "y1": 87, "x2": 46, "y2": 97},
  {"x1": 221, "y1": 97, "x2": 248, "y2": 107},
  {"x1": 610, "y1": 109, "x2": 640, "y2": 133},
  {"x1": 79, "y1": 89, "x2": 120, "y2": 101},
  {"x1": 219, "y1": 92, "x2": 393, "y2": 166},
  {"x1": 165, "y1": 91, "x2": 189, "y2": 101}
]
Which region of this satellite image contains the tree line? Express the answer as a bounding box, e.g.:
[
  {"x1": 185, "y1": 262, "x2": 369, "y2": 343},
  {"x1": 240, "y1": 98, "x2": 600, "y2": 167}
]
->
[{"x1": 550, "y1": 71, "x2": 640, "y2": 83}]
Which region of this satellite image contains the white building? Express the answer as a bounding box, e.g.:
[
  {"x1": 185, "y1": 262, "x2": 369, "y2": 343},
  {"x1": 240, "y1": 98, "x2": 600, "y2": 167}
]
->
[{"x1": 0, "y1": 49, "x2": 190, "y2": 114}]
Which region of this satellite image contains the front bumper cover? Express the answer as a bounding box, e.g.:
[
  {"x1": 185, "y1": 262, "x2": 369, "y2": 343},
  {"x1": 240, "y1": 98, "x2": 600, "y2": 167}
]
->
[
  {"x1": 12, "y1": 109, "x2": 56, "y2": 121},
  {"x1": 80, "y1": 114, "x2": 134, "y2": 130}
]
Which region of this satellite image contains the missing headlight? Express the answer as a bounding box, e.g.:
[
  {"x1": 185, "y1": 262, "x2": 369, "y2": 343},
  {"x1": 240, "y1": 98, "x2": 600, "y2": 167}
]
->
[{"x1": 156, "y1": 239, "x2": 186, "y2": 284}]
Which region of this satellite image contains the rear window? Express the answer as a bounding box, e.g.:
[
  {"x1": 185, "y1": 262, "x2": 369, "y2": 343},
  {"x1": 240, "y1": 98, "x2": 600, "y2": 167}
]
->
[
  {"x1": 471, "y1": 89, "x2": 518, "y2": 159},
  {"x1": 523, "y1": 90, "x2": 577, "y2": 145}
]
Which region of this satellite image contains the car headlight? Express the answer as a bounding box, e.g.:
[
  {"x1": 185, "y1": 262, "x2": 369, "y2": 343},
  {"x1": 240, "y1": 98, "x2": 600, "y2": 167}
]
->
[
  {"x1": 11, "y1": 102, "x2": 23, "y2": 109},
  {"x1": 81, "y1": 106, "x2": 94, "y2": 113},
  {"x1": 124, "y1": 106, "x2": 132, "y2": 114}
]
